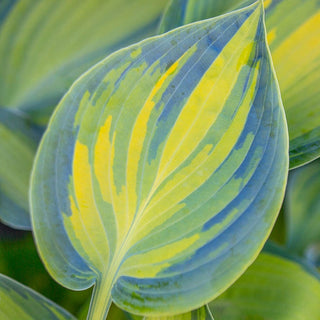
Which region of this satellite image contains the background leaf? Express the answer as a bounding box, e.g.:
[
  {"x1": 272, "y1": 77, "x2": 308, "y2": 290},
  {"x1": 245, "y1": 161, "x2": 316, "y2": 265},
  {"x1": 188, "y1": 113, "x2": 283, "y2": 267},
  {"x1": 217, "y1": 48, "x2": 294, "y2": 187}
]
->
[
  {"x1": 209, "y1": 244, "x2": 320, "y2": 320},
  {"x1": 0, "y1": 274, "x2": 76, "y2": 320},
  {"x1": 31, "y1": 2, "x2": 288, "y2": 319},
  {"x1": 0, "y1": 109, "x2": 43, "y2": 229},
  {"x1": 0, "y1": 227, "x2": 91, "y2": 316},
  {"x1": 305, "y1": 243, "x2": 320, "y2": 268},
  {"x1": 0, "y1": 0, "x2": 169, "y2": 123},
  {"x1": 285, "y1": 159, "x2": 320, "y2": 257},
  {"x1": 0, "y1": 0, "x2": 169, "y2": 229},
  {"x1": 159, "y1": 0, "x2": 320, "y2": 168}
]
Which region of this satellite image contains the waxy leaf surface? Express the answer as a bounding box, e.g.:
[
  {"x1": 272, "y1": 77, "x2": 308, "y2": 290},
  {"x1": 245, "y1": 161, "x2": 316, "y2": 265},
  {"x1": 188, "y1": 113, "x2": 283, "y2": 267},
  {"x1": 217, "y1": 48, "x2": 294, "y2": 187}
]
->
[
  {"x1": 0, "y1": 274, "x2": 76, "y2": 320},
  {"x1": 0, "y1": 0, "x2": 169, "y2": 229},
  {"x1": 286, "y1": 159, "x2": 320, "y2": 256},
  {"x1": 160, "y1": 0, "x2": 320, "y2": 168},
  {"x1": 31, "y1": 2, "x2": 288, "y2": 319},
  {"x1": 209, "y1": 245, "x2": 320, "y2": 319}
]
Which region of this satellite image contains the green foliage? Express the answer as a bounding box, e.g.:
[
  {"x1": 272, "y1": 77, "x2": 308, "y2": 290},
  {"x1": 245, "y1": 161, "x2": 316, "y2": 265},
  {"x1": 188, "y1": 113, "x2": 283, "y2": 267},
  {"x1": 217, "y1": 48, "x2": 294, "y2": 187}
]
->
[
  {"x1": 0, "y1": 230, "x2": 91, "y2": 315},
  {"x1": 0, "y1": 274, "x2": 76, "y2": 320},
  {"x1": 210, "y1": 244, "x2": 320, "y2": 319},
  {"x1": 0, "y1": 109, "x2": 42, "y2": 229},
  {"x1": 0, "y1": 0, "x2": 319, "y2": 319},
  {"x1": 285, "y1": 159, "x2": 320, "y2": 255}
]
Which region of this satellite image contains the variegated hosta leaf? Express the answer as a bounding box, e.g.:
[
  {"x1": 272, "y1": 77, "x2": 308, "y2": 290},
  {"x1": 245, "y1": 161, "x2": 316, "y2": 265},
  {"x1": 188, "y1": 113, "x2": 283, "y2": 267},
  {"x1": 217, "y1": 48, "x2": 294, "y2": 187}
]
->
[
  {"x1": 31, "y1": 2, "x2": 288, "y2": 319},
  {"x1": 285, "y1": 159, "x2": 320, "y2": 256},
  {"x1": 0, "y1": 108, "x2": 42, "y2": 229},
  {"x1": 0, "y1": 0, "x2": 169, "y2": 230},
  {"x1": 209, "y1": 244, "x2": 320, "y2": 320},
  {"x1": 0, "y1": 274, "x2": 76, "y2": 320},
  {"x1": 159, "y1": 0, "x2": 320, "y2": 168}
]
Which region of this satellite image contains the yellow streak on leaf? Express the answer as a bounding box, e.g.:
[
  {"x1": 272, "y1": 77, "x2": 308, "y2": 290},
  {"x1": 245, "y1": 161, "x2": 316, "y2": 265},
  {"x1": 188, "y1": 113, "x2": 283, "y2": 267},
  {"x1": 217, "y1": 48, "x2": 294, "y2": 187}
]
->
[
  {"x1": 120, "y1": 234, "x2": 200, "y2": 277},
  {"x1": 143, "y1": 61, "x2": 260, "y2": 236},
  {"x1": 126, "y1": 50, "x2": 194, "y2": 227},
  {"x1": 70, "y1": 141, "x2": 109, "y2": 267},
  {"x1": 267, "y1": 28, "x2": 277, "y2": 45},
  {"x1": 131, "y1": 47, "x2": 142, "y2": 58},
  {"x1": 272, "y1": 12, "x2": 320, "y2": 93},
  {"x1": 264, "y1": 0, "x2": 272, "y2": 9},
  {"x1": 156, "y1": 6, "x2": 260, "y2": 183},
  {"x1": 94, "y1": 116, "x2": 113, "y2": 203}
]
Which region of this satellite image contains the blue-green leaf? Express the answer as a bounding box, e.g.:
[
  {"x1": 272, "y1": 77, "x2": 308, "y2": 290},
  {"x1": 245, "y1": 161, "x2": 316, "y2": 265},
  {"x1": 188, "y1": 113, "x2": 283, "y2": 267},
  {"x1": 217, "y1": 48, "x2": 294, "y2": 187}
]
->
[
  {"x1": 31, "y1": 2, "x2": 288, "y2": 319},
  {"x1": 0, "y1": 0, "x2": 169, "y2": 229},
  {"x1": 286, "y1": 159, "x2": 320, "y2": 256},
  {"x1": 0, "y1": 274, "x2": 76, "y2": 320},
  {"x1": 0, "y1": 108, "x2": 42, "y2": 229},
  {"x1": 209, "y1": 245, "x2": 320, "y2": 319},
  {"x1": 160, "y1": 0, "x2": 320, "y2": 168}
]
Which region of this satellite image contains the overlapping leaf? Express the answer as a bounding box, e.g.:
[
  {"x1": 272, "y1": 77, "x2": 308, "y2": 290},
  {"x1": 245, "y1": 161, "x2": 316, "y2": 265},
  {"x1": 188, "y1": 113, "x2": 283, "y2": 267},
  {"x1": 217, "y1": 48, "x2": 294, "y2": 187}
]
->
[
  {"x1": 209, "y1": 244, "x2": 320, "y2": 319},
  {"x1": 0, "y1": 109, "x2": 42, "y2": 229},
  {"x1": 160, "y1": 0, "x2": 320, "y2": 168},
  {"x1": 31, "y1": 2, "x2": 288, "y2": 319},
  {"x1": 0, "y1": 0, "x2": 169, "y2": 229},
  {"x1": 0, "y1": 274, "x2": 76, "y2": 320},
  {"x1": 285, "y1": 159, "x2": 320, "y2": 256}
]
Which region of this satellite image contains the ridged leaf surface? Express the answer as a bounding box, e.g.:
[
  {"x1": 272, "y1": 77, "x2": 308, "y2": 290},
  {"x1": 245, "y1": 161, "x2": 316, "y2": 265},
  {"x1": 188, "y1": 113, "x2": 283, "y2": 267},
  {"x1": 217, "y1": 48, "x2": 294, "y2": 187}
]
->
[{"x1": 31, "y1": 2, "x2": 288, "y2": 319}]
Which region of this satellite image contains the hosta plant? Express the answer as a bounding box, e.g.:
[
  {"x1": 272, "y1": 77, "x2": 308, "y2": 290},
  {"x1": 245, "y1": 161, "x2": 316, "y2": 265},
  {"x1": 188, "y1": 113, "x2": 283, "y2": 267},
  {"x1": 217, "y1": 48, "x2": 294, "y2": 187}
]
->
[{"x1": 0, "y1": 0, "x2": 320, "y2": 319}]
